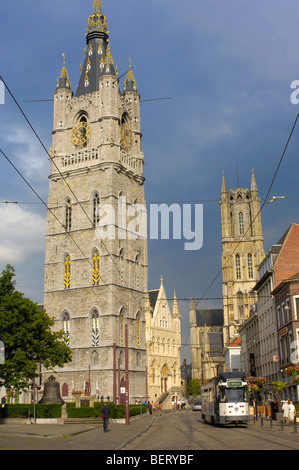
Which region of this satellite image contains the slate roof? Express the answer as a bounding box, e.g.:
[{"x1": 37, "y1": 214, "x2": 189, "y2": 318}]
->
[{"x1": 195, "y1": 309, "x2": 224, "y2": 327}]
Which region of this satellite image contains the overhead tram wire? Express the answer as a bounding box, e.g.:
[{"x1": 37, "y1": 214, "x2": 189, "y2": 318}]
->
[
  {"x1": 0, "y1": 75, "x2": 148, "y2": 313},
  {"x1": 195, "y1": 110, "x2": 299, "y2": 309},
  {"x1": 2, "y1": 195, "x2": 299, "y2": 206},
  {"x1": 0, "y1": 148, "x2": 132, "y2": 310},
  {"x1": 179, "y1": 111, "x2": 299, "y2": 353}
]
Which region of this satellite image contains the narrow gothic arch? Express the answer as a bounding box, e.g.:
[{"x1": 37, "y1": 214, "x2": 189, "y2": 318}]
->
[
  {"x1": 161, "y1": 363, "x2": 170, "y2": 393},
  {"x1": 92, "y1": 192, "x2": 100, "y2": 227},
  {"x1": 65, "y1": 197, "x2": 72, "y2": 232},
  {"x1": 91, "y1": 349, "x2": 99, "y2": 367},
  {"x1": 61, "y1": 310, "x2": 70, "y2": 346},
  {"x1": 92, "y1": 249, "x2": 100, "y2": 285},
  {"x1": 90, "y1": 308, "x2": 100, "y2": 346},
  {"x1": 119, "y1": 307, "x2": 126, "y2": 345},
  {"x1": 63, "y1": 253, "x2": 71, "y2": 289}
]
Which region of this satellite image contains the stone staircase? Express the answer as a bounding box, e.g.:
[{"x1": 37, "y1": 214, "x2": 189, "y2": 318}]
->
[{"x1": 156, "y1": 387, "x2": 184, "y2": 409}]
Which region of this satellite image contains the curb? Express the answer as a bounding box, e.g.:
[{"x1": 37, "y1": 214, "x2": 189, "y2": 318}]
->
[{"x1": 115, "y1": 416, "x2": 155, "y2": 450}]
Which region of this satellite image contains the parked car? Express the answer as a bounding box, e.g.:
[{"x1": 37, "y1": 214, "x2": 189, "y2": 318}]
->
[{"x1": 192, "y1": 402, "x2": 202, "y2": 411}]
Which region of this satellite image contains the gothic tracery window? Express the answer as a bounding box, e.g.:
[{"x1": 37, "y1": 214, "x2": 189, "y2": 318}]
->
[
  {"x1": 63, "y1": 311, "x2": 70, "y2": 346},
  {"x1": 235, "y1": 254, "x2": 241, "y2": 280},
  {"x1": 239, "y1": 212, "x2": 244, "y2": 236},
  {"x1": 248, "y1": 253, "x2": 254, "y2": 279},
  {"x1": 136, "y1": 312, "x2": 140, "y2": 348},
  {"x1": 119, "y1": 309, "x2": 124, "y2": 346},
  {"x1": 92, "y1": 310, "x2": 100, "y2": 346},
  {"x1": 64, "y1": 255, "x2": 71, "y2": 289},
  {"x1": 93, "y1": 192, "x2": 100, "y2": 227},
  {"x1": 65, "y1": 198, "x2": 72, "y2": 232},
  {"x1": 92, "y1": 250, "x2": 100, "y2": 285}
]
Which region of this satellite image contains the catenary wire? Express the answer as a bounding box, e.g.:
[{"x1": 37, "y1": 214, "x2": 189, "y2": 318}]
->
[
  {"x1": 0, "y1": 75, "x2": 147, "y2": 313},
  {"x1": 0, "y1": 148, "x2": 136, "y2": 311}
]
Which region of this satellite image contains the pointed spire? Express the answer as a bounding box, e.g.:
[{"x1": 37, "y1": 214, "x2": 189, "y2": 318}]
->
[
  {"x1": 76, "y1": 1, "x2": 117, "y2": 97},
  {"x1": 124, "y1": 57, "x2": 138, "y2": 93},
  {"x1": 251, "y1": 168, "x2": 258, "y2": 194},
  {"x1": 93, "y1": 0, "x2": 103, "y2": 14},
  {"x1": 145, "y1": 291, "x2": 153, "y2": 313},
  {"x1": 172, "y1": 291, "x2": 181, "y2": 318},
  {"x1": 88, "y1": 0, "x2": 107, "y2": 35},
  {"x1": 56, "y1": 53, "x2": 72, "y2": 90},
  {"x1": 221, "y1": 171, "x2": 228, "y2": 195},
  {"x1": 190, "y1": 297, "x2": 196, "y2": 311}
]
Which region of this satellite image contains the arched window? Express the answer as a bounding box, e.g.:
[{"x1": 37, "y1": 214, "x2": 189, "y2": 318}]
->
[
  {"x1": 93, "y1": 193, "x2": 100, "y2": 227},
  {"x1": 65, "y1": 198, "x2": 72, "y2": 232},
  {"x1": 136, "y1": 312, "x2": 141, "y2": 348},
  {"x1": 119, "y1": 309, "x2": 124, "y2": 346},
  {"x1": 237, "y1": 292, "x2": 244, "y2": 317},
  {"x1": 235, "y1": 254, "x2": 241, "y2": 280},
  {"x1": 62, "y1": 383, "x2": 68, "y2": 398},
  {"x1": 135, "y1": 254, "x2": 139, "y2": 289},
  {"x1": 118, "y1": 192, "x2": 126, "y2": 239},
  {"x1": 64, "y1": 255, "x2": 71, "y2": 289},
  {"x1": 119, "y1": 248, "x2": 124, "y2": 285},
  {"x1": 92, "y1": 250, "x2": 100, "y2": 285},
  {"x1": 91, "y1": 310, "x2": 100, "y2": 346},
  {"x1": 230, "y1": 212, "x2": 234, "y2": 237},
  {"x1": 239, "y1": 212, "x2": 244, "y2": 235},
  {"x1": 248, "y1": 253, "x2": 254, "y2": 279},
  {"x1": 63, "y1": 312, "x2": 70, "y2": 346}
]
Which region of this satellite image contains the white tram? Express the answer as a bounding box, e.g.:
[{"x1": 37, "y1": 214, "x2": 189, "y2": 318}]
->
[{"x1": 201, "y1": 372, "x2": 249, "y2": 425}]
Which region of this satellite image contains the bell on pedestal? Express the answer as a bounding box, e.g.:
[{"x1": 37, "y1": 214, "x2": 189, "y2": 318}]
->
[{"x1": 39, "y1": 375, "x2": 65, "y2": 404}]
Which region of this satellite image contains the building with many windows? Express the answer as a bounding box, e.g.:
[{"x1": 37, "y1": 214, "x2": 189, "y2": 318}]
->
[
  {"x1": 43, "y1": 1, "x2": 148, "y2": 403},
  {"x1": 239, "y1": 222, "x2": 299, "y2": 400},
  {"x1": 220, "y1": 170, "x2": 265, "y2": 347},
  {"x1": 145, "y1": 277, "x2": 182, "y2": 405}
]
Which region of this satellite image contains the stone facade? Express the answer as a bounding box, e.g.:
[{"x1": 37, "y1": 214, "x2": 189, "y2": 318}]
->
[
  {"x1": 43, "y1": 2, "x2": 148, "y2": 403},
  {"x1": 189, "y1": 299, "x2": 224, "y2": 382},
  {"x1": 145, "y1": 277, "x2": 182, "y2": 405},
  {"x1": 220, "y1": 170, "x2": 265, "y2": 347}
]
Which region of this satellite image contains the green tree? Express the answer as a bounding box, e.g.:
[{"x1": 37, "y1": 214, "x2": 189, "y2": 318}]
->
[
  {"x1": 0, "y1": 265, "x2": 72, "y2": 391},
  {"x1": 186, "y1": 379, "x2": 201, "y2": 398}
]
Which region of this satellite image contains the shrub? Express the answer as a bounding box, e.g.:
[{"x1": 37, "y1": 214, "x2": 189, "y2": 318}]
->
[{"x1": 0, "y1": 404, "x2": 62, "y2": 419}]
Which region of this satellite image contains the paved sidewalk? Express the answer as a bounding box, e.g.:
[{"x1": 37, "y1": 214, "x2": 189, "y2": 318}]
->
[
  {"x1": 0, "y1": 413, "x2": 155, "y2": 450},
  {"x1": 250, "y1": 416, "x2": 299, "y2": 434}
]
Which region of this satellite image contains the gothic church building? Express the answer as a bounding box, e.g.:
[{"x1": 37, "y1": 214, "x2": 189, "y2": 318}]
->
[{"x1": 43, "y1": 1, "x2": 148, "y2": 403}]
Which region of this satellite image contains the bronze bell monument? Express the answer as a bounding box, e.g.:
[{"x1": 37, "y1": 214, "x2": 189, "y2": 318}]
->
[{"x1": 39, "y1": 375, "x2": 64, "y2": 404}]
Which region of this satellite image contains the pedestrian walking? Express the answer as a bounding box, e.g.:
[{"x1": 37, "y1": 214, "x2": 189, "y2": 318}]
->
[
  {"x1": 289, "y1": 401, "x2": 296, "y2": 423},
  {"x1": 101, "y1": 402, "x2": 110, "y2": 433},
  {"x1": 1, "y1": 396, "x2": 6, "y2": 408},
  {"x1": 148, "y1": 401, "x2": 152, "y2": 415},
  {"x1": 282, "y1": 400, "x2": 289, "y2": 423}
]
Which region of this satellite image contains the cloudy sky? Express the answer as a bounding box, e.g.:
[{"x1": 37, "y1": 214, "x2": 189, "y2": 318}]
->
[{"x1": 1, "y1": 0, "x2": 299, "y2": 362}]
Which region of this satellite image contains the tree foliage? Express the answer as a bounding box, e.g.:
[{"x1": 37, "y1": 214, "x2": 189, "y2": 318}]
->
[
  {"x1": 0, "y1": 265, "x2": 72, "y2": 390},
  {"x1": 186, "y1": 379, "x2": 201, "y2": 397}
]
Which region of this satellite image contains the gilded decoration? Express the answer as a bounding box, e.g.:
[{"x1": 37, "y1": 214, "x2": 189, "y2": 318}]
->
[{"x1": 120, "y1": 121, "x2": 133, "y2": 150}]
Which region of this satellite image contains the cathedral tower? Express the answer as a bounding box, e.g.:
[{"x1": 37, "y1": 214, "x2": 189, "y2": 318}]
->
[
  {"x1": 220, "y1": 170, "x2": 264, "y2": 347},
  {"x1": 43, "y1": 0, "x2": 148, "y2": 402}
]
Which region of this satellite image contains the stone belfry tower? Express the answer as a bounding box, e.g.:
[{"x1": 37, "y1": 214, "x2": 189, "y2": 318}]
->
[
  {"x1": 220, "y1": 170, "x2": 264, "y2": 347},
  {"x1": 43, "y1": 0, "x2": 148, "y2": 403}
]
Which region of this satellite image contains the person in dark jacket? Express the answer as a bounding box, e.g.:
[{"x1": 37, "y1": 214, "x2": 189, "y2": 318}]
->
[{"x1": 101, "y1": 403, "x2": 110, "y2": 432}]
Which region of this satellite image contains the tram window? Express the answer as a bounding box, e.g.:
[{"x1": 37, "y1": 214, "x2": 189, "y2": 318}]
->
[{"x1": 219, "y1": 387, "x2": 249, "y2": 403}]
